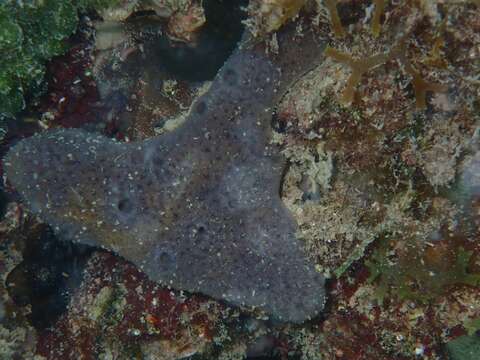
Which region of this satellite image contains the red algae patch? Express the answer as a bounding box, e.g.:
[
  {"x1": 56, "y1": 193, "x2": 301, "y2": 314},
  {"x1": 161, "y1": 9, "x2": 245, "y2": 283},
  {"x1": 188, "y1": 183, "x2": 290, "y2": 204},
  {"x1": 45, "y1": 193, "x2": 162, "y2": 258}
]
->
[{"x1": 35, "y1": 252, "x2": 222, "y2": 359}]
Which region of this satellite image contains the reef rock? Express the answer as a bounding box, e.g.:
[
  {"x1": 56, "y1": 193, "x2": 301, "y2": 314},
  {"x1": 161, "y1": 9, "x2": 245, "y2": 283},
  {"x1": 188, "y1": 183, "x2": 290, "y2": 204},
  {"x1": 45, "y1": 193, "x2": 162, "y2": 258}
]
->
[{"x1": 4, "y1": 25, "x2": 326, "y2": 322}]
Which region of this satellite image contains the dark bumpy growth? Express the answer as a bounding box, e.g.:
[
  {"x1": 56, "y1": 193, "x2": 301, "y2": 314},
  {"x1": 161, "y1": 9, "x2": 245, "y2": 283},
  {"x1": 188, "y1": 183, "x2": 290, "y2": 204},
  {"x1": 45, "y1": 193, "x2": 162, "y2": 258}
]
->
[{"x1": 4, "y1": 26, "x2": 326, "y2": 322}]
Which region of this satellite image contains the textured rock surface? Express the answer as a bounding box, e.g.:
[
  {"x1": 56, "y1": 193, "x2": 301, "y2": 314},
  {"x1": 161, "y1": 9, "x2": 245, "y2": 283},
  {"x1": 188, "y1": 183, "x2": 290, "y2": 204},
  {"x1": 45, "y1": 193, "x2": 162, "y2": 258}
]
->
[{"x1": 4, "y1": 27, "x2": 326, "y2": 322}]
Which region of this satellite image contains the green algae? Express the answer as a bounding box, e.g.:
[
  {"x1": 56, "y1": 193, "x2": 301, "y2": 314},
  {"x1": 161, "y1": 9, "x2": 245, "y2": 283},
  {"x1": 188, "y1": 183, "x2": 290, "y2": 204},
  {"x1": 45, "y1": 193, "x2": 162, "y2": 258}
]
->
[
  {"x1": 464, "y1": 318, "x2": 480, "y2": 336},
  {"x1": 446, "y1": 334, "x2": 480, "y2": 360},
  {"x1": 0, "y1": 0, "x2": 120, "y2": 119},
  {"x1": 365, "y1": 236, "x2": 480, "y2": 304}
]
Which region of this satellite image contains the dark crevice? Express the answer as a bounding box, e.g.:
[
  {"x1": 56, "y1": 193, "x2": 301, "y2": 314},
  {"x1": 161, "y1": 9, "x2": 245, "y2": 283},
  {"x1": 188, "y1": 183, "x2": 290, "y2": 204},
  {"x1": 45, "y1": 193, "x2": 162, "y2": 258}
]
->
[
  {"x1": 147, "y1": 0, "x2": 248, "y2": 81},
  {"x1": 6, "y1": 225, "x2": 94, "y2": 330}
]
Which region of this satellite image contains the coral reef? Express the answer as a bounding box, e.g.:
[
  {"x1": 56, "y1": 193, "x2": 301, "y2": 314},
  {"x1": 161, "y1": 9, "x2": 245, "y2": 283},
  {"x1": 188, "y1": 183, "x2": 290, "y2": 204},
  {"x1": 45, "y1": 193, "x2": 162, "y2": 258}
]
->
[
  {"x1": 1, "y1": 0, "x2": 480, "y2": 359},
  {"x1": 277, "y1": 0, "x2": 480, "y2": 275},
  {"x1": 270, "y1": 1, "x2": 480, "y2": 358}
]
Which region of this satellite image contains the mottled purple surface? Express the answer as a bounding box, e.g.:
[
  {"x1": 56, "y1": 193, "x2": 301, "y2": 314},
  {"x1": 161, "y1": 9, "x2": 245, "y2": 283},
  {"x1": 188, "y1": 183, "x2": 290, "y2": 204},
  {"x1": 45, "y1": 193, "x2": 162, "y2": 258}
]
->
[{"x1": 4, "y1": 28, "x2": 326, "y2": 322}]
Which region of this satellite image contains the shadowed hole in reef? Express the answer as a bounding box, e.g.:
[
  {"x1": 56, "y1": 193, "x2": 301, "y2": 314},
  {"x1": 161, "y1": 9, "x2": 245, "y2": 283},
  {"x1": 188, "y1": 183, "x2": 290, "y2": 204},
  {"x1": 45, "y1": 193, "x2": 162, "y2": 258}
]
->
[
  {"x1": 148, "y1": 0, "x2": 248, "y2": 81},
  {"x1": 6, "y1": 225, "x2": 94, "y2": 330},
  {"x1": 0, "y1": 189, "x2": 9, "y2": 220}
]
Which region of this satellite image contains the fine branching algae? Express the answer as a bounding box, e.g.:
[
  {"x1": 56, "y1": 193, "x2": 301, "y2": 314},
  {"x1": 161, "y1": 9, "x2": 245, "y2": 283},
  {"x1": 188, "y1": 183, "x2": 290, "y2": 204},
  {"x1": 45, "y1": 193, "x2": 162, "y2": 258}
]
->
[{"x1": 4, "y1": 25, "x2": 327, "y2": 322}]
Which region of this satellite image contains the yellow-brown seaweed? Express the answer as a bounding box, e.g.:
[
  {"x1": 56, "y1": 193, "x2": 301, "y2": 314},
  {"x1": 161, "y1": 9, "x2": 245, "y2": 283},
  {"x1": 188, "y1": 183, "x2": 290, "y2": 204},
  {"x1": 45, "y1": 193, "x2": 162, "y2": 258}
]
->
[
  {"x1": 323, "y1": 0, "x2": 345, "y2": 38},
  {"x1": 394, "y1": 39, "x2": 448, "y2": 109},
  {"x1": 324, "y1": 46, "x2": 391, "y2": 104},
  {"x1": 371, "y1": 0, "x2": 385, "y2": 37},
  {"x1": 325, "y1": 40, "x2": 447, "y2": 108},
  {"x1": 399, "y1": 54, "x2": 448, "y2": 109}
]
